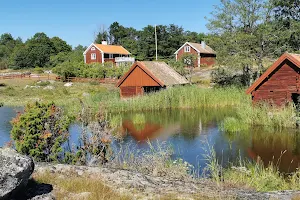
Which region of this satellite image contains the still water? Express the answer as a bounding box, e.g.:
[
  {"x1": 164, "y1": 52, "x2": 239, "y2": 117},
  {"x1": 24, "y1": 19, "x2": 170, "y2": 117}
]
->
[{"x1": 1, "y1": 106, "x2": 300, "y2": 173}]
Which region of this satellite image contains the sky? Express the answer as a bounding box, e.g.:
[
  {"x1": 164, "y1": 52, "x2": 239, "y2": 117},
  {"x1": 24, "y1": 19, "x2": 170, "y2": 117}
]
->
[{"x1": 0, "y1": 0, "x2": 220, "y2": 47}]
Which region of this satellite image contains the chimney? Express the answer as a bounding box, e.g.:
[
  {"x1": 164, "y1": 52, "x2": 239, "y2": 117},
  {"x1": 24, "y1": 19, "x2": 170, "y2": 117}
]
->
[
  {"x1": 201, "y1": 41, "x2": 206, "y2": 49},
  {"x1": 102, "y1": 41, "x2": 108, "y2": 45}
]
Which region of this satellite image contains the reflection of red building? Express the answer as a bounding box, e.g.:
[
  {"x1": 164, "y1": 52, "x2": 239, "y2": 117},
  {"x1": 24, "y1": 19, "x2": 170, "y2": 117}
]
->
[
  {"x1": 122, "y1": 120, "x2": 163, "y2": 142},
  {"x1": 247, "y1": 135, "x2": 300, "y2": 173},
  {"x1": 122, "y1": 120, "x2": 181, "y2": 143}
]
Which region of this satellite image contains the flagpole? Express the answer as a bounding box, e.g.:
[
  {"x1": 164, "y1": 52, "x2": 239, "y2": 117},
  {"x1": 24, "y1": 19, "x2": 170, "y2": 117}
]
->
[{"x1": 155, "y1": 24, "x2": 158, "y2": 61}]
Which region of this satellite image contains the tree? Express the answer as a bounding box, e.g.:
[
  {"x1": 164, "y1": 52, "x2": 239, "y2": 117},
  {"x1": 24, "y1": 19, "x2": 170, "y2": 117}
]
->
[
  {"x1": 50, "y1": 36, "x2": 72, "y2": 55},
  {"x1": 11, "y1": 102, "x2": 71, "y2": 162}
]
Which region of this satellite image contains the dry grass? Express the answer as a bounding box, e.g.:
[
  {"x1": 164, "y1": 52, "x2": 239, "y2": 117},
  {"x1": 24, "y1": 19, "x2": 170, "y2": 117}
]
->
[
  {"x1": 0, "y1": 79, "x2": 117, "y2": 115},
  {"x1": 33, "y1": 171, "x2": 131, "y2": 200}
]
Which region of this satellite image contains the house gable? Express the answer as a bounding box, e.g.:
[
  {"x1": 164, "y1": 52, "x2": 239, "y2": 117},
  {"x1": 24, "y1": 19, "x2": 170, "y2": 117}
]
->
[
  {"x1": 246, "y1": 53, "x2": 300, "y2": 94},
  {"x1": 84, "y1": 44, "x2": 103, "y2": 64},
  {"x1": 117, "y1": 64, "x2": 162, "y2": 87}
]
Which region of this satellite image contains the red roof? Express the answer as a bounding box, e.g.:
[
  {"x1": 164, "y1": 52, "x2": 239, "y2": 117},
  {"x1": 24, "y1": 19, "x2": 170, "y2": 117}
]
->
[{"x1": 246, "y1": 53, "x2": 300, "y2": 94}]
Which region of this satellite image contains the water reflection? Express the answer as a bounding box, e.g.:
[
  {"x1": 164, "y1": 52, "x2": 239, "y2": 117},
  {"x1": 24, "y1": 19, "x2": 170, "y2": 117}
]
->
[
  {"x1": 246, "y1": 128, "x2": 300, "y2": 173},
  {"x1": 2, "y1": 106, "x2": 300, "y2": 173}
]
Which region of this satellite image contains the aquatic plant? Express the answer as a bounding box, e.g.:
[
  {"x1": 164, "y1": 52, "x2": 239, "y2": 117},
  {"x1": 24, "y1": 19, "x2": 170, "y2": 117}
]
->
[{"x1": 105, "y1": 86, "x2": 247, "y2": 112}]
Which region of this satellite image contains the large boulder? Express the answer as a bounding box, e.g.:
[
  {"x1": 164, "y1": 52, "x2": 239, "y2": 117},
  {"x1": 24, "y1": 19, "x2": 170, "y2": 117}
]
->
[{"x1": 0, "y1": 148, "x2": 34, "y2": 200}]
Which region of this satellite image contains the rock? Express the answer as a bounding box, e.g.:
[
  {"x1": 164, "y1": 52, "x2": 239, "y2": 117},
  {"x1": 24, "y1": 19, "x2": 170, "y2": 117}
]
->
[
  {"x1": 43, "y1": 86, "x2": 55, "y2": 90},
  {"x1": 0, "y1": 148, "x2": 34, "y2": 200},
  {"x1": 64, "y1": 83, "x2": 73, "y2": 87},
  {"x1": 24, "y1": 85, "x2": 30, "y2": 89}
]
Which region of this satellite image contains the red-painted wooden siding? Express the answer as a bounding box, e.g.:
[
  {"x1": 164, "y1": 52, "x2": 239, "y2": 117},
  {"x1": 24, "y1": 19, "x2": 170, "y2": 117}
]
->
[
  {"x1": 177, "y1": 44, "x2": 216, "y2": 67},
  {"x1": 118, "y1": 65, "x2": 161, "y2": 97},
  {"x1": 200, "y1": 54, "x2": 216, "y2": 66},
  {"x1": 252, "y1": 60, "x2": 300, "y2": 105},
  {"x1": 119, "y1": 66, "x2": 160, "y2": 87},
  {"x1": 85, "y1": 45, "x2": 102, "y2": 64},
  {"x1": 177, "y1": 44, "x2": 199, "y2": 67}
]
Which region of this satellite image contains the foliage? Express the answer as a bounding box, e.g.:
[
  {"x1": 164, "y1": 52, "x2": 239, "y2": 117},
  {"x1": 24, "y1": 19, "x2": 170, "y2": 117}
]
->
[
  {"x1": 11, "y1": 102, "x2": 71, "y2": 162},
  {"x1": 53, "y1": 61, "x2": 130, "y2": 80},
  {"x1": 206, "y1": 0, "x2": 300, "y2": 86}
]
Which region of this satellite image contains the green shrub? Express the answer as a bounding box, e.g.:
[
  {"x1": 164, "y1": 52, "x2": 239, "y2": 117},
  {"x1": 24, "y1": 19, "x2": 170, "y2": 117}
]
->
[
  {"x1": 11, "y1": 102, "x2": 71, "y2": 162},
  {"x1": 35, "y1": 81, "x2": 50, "y2": 86},
  {"x1": 33, "y1": 67, "x2": 44, "y2": 74}
]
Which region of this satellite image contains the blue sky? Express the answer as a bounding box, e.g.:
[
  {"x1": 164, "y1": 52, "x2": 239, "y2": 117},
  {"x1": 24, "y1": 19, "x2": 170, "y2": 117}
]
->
[{"x1": 0, "y1": 0, "x2": 220, "y2": 47}]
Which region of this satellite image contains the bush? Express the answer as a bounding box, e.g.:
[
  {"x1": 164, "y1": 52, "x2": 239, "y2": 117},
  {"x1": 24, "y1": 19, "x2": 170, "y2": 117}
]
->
[
  {"x1": 11, "y1": 102, "x2": 71, "y2": 162},
  {"x1": 53, "y1": 61, "x2": 130, "y2": 80},
  {"x1": 211, "y1": 67, "x2": 243, "y2": 86},
  {"x1": 33, "y1": 67, "x2": 44, "y2": 74}
]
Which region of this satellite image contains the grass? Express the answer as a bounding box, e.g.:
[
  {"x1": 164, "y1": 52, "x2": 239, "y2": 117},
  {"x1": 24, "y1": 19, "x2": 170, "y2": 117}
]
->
[
  {"x1": 206, "y1": 147, "x2": 300, "y2": 192},
  {"x1": 33, "y1": 171, "x2": 131, "y2": 200},
  {"x1": 222, "y1": 102, "x2": 297, "y2": 133},
  {"x1": 111, "y1": 141, "x2": 193, "y2": 180},
  {"x1": 105, "y1": 86, "x2": 247, "y2": 113},
  {"x1": 0, "y1": 79, "x2": 118, "y2": 116}
]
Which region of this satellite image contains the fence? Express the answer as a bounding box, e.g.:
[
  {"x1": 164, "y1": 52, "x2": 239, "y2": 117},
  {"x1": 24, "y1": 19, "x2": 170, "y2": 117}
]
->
[
  {"x1": 0, "y1": 74, "x2": 56, "y2": 80},
  {"x1": 58, "y1": 77, "x2": 118, "y2": 84},
  {"x1": 0, "y1": 74, "x2": 118, "y2": 84}
]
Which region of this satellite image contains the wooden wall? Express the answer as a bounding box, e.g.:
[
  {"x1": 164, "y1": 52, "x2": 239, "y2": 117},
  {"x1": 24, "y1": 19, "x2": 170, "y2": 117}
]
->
[
  {"x1": 85, "y1": 45, "x2": 102, "y2": 64},
  {"x1": 177, "y1": 44, "x2": 199, "y2": 67},
  {"x1": 252, "y1": 60, "x2": 300, "y2": 105},
  {"x1": 200, "y1": 53, "x2": 216, "y2": 66},
  {"x1": 119, "y1": 65, "x2": 161, "y2": 97}
]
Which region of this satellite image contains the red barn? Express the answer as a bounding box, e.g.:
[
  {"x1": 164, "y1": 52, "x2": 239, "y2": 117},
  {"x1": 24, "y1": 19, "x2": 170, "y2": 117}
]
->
[
  {"x1": 116, "y1": 61, "x2": 189, "y2": 98},
  {"x1": 246, "y1": 53, "x2": 300, "y2": 105},
  {"x1": 174, "y1": 41, "x2": 216, "y2": 67},
  {"x1": 83, "y1": 41, "x2": 135, "y2": 66}
]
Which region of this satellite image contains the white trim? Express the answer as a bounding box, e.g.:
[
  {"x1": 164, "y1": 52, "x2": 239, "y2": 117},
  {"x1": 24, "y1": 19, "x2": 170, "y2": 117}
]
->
[
  {"x1": 174, "y1": 42, "x2": 200, "y2": 55},
  {"x1": 91, "y1": 53, "x2": 96, "y2": 60},
  {"x1": 184, "y1": 46, "x2": 191, "y2": 52},
  {"x1": 83, "y1": 43, "x2": 103, "y2": 55},
  {"x1": 175, "y1": 54, "x2": 178, "y2": 61},
  {"x1": 101, "y1": 53, "x2": 104, "y2": 63},
  {"x1": 84, "y1": 54, "x2": 86, "y2": 63}
]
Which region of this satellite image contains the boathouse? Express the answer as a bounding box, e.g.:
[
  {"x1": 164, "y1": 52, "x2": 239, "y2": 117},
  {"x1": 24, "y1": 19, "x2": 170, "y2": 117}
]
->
[
  {"x1": 116, "y1": 61, "x2": 189, "y2": 98},
  {"x1": 246, "y1": 53, "x2": 300, "y2": 105}
]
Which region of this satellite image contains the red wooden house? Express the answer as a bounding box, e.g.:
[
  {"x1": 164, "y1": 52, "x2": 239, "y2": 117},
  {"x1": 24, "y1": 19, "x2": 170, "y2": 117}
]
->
[
  {"x1": 116, "y1": 61, "x2": 189, "y2": 98},
  {"x1": 246, "y1": 53, "x2": 300, "y2": 105},
  {"x1": 174, "y1": 41, "x2": 216, "y2": 67},
  {"x1": 83, "y1": 41, "x2": 135, "y2": 66}
]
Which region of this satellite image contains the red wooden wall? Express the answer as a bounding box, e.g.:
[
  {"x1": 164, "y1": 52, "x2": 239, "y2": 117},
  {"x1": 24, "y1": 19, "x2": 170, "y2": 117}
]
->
[
  {"x1": 119, "y1": 65, "x2": 161, "y2": 97},
  {"x1": 252, "y1": 60, "x2": 300, "y2": 105},
  {"x1": 177, "y1": 44, "x2": 216, "y2": 67},
  {"x1": 85, "y1": 45, "x2": 102, "y2": 64}
]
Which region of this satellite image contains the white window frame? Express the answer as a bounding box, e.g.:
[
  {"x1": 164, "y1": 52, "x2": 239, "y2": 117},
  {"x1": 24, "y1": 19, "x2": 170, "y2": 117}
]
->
[
  {"x1": 91, "y1": 47, "x2": 95, "y2": 51},
  {"x1": 91, "y1": 53, "x2": 96, "y2": 60},
  {"x1": 184, "y1": 46, "x2": 191, "y2": 52},
  {"x1": 109, "y1": 54, "x2": 113, "y2": 59}
]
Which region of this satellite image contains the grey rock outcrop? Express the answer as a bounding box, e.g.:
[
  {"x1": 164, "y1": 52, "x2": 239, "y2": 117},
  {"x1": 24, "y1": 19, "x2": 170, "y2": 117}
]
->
[{"x1": 0, "y1": 148, "x2": 34, "y2": 200}]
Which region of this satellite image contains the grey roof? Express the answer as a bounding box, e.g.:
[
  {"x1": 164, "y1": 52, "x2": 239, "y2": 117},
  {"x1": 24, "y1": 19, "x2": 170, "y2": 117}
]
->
[
  {"x1": 188, "y1": 42, "x2": 216, "y2": 54},
  {"x1": 142, "y1": 61, "x2": 189, "y2": 86}
]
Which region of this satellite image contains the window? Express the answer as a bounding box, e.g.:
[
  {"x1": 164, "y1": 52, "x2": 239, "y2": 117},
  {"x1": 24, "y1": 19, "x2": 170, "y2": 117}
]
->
[
  {"x1": 109, "y1": 54, "x2": 113, "y2": 59},
  {"x1": 91, "y1": 47, "x2": 95, "y2": 51},
  {"x1": 91, "y1": 53, "x2": 96, "y2": 60},
  {"x1": 184, "y1": 46, "x2": 190, "y2": 52}
]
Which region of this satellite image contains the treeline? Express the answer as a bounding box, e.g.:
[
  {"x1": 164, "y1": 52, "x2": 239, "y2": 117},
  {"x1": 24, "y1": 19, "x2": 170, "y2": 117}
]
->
[
  {"x1": 0, "y1": 32, "x2": 85, "y2": 70},
  {"x1": 95, "y1": 23, "x2": 206, "y2": 60}
]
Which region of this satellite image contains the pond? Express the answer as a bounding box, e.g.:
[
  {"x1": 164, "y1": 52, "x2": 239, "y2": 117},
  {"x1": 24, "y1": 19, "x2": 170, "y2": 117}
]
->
[{"x1": 1, "y1": 106, "x2": 300, "y2": 173}]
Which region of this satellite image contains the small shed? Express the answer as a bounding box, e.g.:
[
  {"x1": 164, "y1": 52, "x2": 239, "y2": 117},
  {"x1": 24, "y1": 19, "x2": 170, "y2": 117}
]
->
[
  {"x1": 246, "y1": 53, "x2": 300, "y2": 105},
  {"x1": 116, "y1": 61, "x2": 189, "y2": 98}
]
